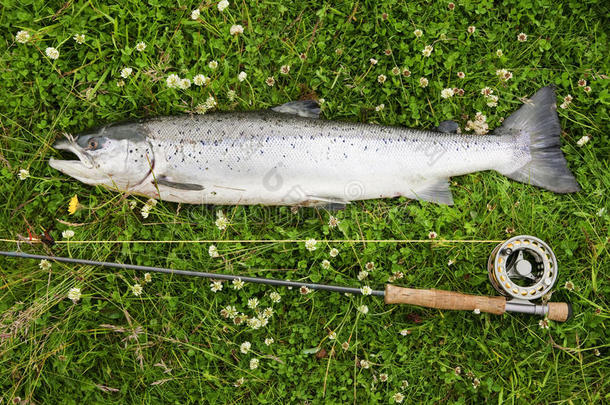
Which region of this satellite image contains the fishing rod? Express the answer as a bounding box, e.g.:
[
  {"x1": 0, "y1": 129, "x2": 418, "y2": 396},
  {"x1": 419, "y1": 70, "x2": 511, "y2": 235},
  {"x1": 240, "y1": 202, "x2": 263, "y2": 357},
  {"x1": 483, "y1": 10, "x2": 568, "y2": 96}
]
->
[{"x1": 0, "y1": 235, "x2": 572, "y2": 322}]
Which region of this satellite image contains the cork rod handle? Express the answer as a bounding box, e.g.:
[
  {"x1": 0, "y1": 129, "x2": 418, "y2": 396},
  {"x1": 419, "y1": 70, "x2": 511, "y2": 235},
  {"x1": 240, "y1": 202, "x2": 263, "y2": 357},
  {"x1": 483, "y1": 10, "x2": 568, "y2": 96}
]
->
[{"x1": 384, "y1": 284, "x2": 506, "y2": 315}]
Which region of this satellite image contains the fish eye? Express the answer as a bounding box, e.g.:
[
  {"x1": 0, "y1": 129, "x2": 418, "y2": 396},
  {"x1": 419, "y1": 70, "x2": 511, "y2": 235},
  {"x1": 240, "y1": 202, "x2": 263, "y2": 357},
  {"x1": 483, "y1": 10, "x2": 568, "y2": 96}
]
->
[{"x1": 87, "y1": 138, "x2": 99, "y2": 150}]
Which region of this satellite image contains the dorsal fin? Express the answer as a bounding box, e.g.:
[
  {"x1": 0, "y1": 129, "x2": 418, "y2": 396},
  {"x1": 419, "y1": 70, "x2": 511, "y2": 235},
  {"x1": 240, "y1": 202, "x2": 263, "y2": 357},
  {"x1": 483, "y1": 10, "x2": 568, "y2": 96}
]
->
[{"x1": 271, "y1": 100, "x2": 320, "y2": 119}]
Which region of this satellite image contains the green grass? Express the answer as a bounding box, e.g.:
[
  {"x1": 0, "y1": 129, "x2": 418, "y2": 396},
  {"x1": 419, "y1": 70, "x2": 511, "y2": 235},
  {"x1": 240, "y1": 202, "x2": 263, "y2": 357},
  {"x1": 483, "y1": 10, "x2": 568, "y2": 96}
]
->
[{"x1": 1, "y1": 0, "x2": 609, "y2": 403}]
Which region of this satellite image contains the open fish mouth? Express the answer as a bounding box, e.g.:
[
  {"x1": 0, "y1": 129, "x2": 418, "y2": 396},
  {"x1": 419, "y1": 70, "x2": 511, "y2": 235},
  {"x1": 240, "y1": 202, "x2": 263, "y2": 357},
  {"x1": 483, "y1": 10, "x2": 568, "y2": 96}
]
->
[
  {"x1": 48, "y1": 138, "x2": 109, "y2": 185},
  {"x1": 50, "y1": 139, "x2": 95, "y2": 169}
]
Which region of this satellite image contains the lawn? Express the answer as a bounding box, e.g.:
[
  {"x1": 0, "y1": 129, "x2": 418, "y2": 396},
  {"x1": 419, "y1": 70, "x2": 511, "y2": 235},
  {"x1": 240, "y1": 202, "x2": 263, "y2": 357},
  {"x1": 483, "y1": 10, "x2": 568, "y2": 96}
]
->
[{"x1": 0, "y1": 0, "x2": 608, "y2": 403}]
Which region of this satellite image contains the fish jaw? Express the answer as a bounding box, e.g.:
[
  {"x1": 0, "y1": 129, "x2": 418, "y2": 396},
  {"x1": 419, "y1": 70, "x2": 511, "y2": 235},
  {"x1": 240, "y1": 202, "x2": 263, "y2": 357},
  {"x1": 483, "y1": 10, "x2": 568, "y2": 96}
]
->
[{"x1": 49, "y1": 157, "x2": 116, "y2": 187}]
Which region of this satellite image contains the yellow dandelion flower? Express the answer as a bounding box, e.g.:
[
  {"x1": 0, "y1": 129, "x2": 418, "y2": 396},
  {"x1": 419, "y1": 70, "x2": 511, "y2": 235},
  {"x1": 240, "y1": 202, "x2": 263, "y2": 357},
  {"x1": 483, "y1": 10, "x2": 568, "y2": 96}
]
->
[{"x1": 68, "y1": 195, "x2": 79, "y2": 215}]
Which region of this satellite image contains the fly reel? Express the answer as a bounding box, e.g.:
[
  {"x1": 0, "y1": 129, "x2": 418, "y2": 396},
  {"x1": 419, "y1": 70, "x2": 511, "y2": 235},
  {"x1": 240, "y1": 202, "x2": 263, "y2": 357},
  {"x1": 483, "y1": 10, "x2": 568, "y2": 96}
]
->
[{"x1": 488, "y1": 235, "x2": 557, "y2": 301}]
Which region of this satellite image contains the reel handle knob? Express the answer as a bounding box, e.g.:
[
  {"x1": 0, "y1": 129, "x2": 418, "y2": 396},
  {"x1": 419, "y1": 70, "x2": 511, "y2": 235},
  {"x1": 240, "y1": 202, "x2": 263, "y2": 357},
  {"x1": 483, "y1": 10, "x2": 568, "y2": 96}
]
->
[{"x1": 384, "y1": 284, "x2": 506, "y2": 315}]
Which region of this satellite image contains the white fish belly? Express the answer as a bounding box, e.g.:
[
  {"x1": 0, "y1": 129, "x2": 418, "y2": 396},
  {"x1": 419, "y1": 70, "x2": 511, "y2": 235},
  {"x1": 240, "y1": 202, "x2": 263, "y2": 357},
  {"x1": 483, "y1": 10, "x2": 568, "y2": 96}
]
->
[{"x1": 137, "y1": 113, "x2": 520, "y2": 205}]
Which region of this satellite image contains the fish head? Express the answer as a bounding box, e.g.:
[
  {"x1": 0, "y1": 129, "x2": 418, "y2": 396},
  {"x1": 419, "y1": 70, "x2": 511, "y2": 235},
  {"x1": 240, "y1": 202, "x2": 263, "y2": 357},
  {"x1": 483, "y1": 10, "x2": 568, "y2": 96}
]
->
[{"x1": 49, "y1": 122, "x2": 153, "y2": 190}]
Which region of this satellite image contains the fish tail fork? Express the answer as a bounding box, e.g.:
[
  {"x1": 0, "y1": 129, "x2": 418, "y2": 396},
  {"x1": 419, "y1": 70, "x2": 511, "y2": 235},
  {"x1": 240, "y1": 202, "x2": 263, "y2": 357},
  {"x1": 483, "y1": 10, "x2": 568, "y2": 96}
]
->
[{"x1": 495, "y1": 86, "x2": 580, "y2": 194}]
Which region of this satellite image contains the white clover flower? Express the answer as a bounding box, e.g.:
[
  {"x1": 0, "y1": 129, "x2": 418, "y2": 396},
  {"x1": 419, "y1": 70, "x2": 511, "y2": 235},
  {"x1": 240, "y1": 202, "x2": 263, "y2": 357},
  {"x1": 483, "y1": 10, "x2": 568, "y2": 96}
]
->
[
  {"x1": 132, "y1": 283, "x2": 143, "y2": 296},
  {"x1": 440, "y1": 88, "x2": 454, "y2": 99},
  {"x1": 329, "y1": 248, "x2": 339, "y2": 257},
  {"x1": 135, "y1": 41, "x2": 146, "y2": 51},
  {"x1": 413, "y1": 29, "x2": 423, "y2": 38},
  {"x1": 264, "y1": 337, "x2": 274, "y2": 346},
  {"x1": 576, "y1": 135, "x2": 590, "y2": 147},
  {"x1": 215, "y1": 211, "x2": 229, "y2": 230},
  {"x1": 140, "y1": 204, "x2": 150, "y2": 218},
  {"x1": 227, "y1": 89, "x2": 236, "y2": 101},
  {"x1": 399, "y1": 329, "x2": 410, "y2": 336},
  {"x1": 357, "y1": 305, "x2": 369, "y2": 314},
  {"x1": 225, "y1": 305, "x2": 238, "y2": 318},
  {"x1": 321, "y1": 259, "x2": 331, "y2": 270},
  {"x1": 578, "y1": 79, "x2": 587, "y2": 87},
  {"x1": 419, "y1": 77, "x2": 429, "y2": 87},
  {"x1": 120, "y1": 67, "x2": 133, "y2": 78},
  {"x1": 193, "y1": 74, "x2": 207, "y2": 86},
  {"x1": 230, "y1": 24, "x2": 244, "y2": 36},
  {"x1": 473, "y1": 308, "x2": 481, "y2": 314},
  {"x1": 144, "y1": 273, "x2": 152, "y2": 283},
  {"x1": 421, "y1": 45, "x2": 433, "y2": 57},
  {"x1": 16, "y1": 30, "x2": 31, "y2": 44},
  {"x1": 328, "y1": 331, "x2": 337, "y2": 340},
  {"x1": 68, "y1": 287, "x2": 81, "y2": 303},
  {"x1": 166, "y1": 74, "x2": 180, "y2": 88},
  {"x1": 116, "y1": 80, "x2": 125, "y2": 88},
  {"x1": 402, "y1": 68, "x2": 411, "y2": 77},
  {"x1": 496, "y1": 49, "x2": 503, "y2": 57},
  {"x1": 205, "y1": 95, "x2": 217, "y2": 110},
  {"x1": 380, "y1": 373, "x2": 388, "y2": 382},
  {"x1": 496, "y1": 68, "x2": 513, "y2": 81},
  {"x1": 517, "y1": 32, "x2": 528, "y2": 42},
  {"x1": 393, "y1": 392, "x2": 405, "y2": 403},
  {"x1": 18, "y1": 169, "x2": 30, "y2": 180},
  {"x1": 238, "y1": 71, "x2": 247, "y2": 82},
  {"x1": 45, "y1": 47, "x2": 59, "y2": 60},
  {"x1": 248, "y1": 298, "x2": 259, "y2": 309},
  {"x1": 39, "y1": 259, "x2": 52, "y2": 271},
  {"x1": 299, "y1": 286, "x2": 311, "y2": 295},
  {"x1": 208, "y1": 60, "x2": 218, "y2": 69},
  {"x1": 62, "y1": 229, "x2": 75, "y2": 239},
  {"x1": 564, "y1": 281, "x2": 575, "y2": 291},
  {"x1": 265, "y1": 76, "x2": 275, "y2": 87},
  {"x1": 467, "y1": 26, "x2": 476, "y2": 34},
  {"x1": 240, "y1": 341, "x2": 251, "y2": 354},
  {"x1": 270, "y1": 292, "x2": 281, "y2": 303},
  {"x1": 247, "y1": 317, "x2": 262, "y2": 329},
  {"x1": 210, "y1": 281, "x2": 223, "y2": 292},
  {"x1": 249, "y1": 358, "x2": 259, "y2": 369},
  {"x1": 392, "y1": 66, "x2": 400, "y2": 75},
  {"x1": 428, "y1": 231, "x2": 438, "y2": 239},
  {"x1": 208, "y1": 245, "x2": 219, "y2": 258},
  {"x1": 481, "y1": 87, "x2": 493, "y2": 96},
  {"x1": 73, "y1": 34, "x2": 85, "y2": 44},
  {"x1": 365, "y1": 262, "x2": 375, "y2": 271},
  {"x1": 262, "y1": 307, "x2": 274, "y2": 318},
  {"x1": 375, "y1": 104, "x2": 385, "y2": 112},
  {"x1": 457, "y1": 71, "x2": 465, "y2": 79},
  {"x1": 233, "y1": 278, "x2": 245, "y2": 290},
  {"x1": 539, "y1": 319, "x2": 549, "y2": 329},
  {"x1": 486, "y1": 94, "x2": 499, "y2": 107},
  {"x1": 218, "y1": 0, "x2": 229, "y2": 12},
  {"x1": 359, "y1": 359, "x2": 370, "y2": 369},
  {"x1": 341, "y1": 341, "x2": 349, "y2": 350},
  {"x1": 305, "y1": 238, "x2": 317, "y2": 251},
  {"x1": 357, "y1": 271, "x2": 368, "y2": 281},
  {"x1": 370, "y1": 58, "x2": 378, "y2": 65},
  {"x1": 377, "y1": 74, "x2": 387, "y2": 84},
  {"x1": 191, "y1": 8, "x2": 200, "y2": 20},
  {"x1": 361, "y1": 286, "x2": 373, "y2": 296},
  {"x1": 280, "y1": 65, "x2": 290, "y2": 75},
  {"x1": 179, "y1": 78, "x2": 191, "y2": 89}
]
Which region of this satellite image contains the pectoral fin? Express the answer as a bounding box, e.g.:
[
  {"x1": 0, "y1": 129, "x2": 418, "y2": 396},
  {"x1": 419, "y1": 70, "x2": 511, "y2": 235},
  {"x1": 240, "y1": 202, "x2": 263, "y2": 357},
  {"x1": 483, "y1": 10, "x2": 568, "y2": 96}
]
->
[
  {"x1": 413, "y1": 179, "x2": 454, "y2": 205},
  {"x1": 271, "y1": 100, "x2": 321, "y2": 119},
  {"x1": 155, "y1": 176, "x2": 204, "y2": 191}
]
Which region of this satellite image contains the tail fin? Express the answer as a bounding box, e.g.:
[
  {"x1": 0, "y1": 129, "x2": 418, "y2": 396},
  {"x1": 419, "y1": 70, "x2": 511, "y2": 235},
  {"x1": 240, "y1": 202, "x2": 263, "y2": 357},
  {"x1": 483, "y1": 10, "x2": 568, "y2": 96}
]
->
[{"x1": 496, "y1": 86, "x2": 580, "y2": 193}]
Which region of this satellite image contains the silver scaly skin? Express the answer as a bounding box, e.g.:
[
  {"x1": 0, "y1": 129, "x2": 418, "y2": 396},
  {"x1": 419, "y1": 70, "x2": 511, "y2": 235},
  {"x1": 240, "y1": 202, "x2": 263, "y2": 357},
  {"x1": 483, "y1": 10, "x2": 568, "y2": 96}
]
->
[{"x1": 49, "y1": 87, "x2": 579, "y2": 206}]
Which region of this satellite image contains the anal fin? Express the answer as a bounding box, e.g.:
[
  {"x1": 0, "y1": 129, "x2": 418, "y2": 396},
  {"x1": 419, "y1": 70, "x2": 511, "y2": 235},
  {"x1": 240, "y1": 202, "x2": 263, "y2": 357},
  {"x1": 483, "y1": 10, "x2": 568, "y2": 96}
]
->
[{"x1": 413, "y1": 179, "x2": 454, "y2": 205}]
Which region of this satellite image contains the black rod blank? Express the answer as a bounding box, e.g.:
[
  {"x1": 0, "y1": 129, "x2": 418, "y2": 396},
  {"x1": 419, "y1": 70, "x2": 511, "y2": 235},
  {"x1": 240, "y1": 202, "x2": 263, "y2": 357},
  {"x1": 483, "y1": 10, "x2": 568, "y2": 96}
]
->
[{"x1": 0, "y1": 251, "x2": 385, "y2": 297}]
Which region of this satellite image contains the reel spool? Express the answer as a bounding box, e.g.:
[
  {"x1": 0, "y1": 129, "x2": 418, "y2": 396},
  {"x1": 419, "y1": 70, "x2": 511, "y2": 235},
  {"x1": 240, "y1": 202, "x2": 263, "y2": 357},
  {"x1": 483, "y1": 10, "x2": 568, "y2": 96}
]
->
[{"x1": 488, "y1": 235, "x2": 558, "y2": 301}]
